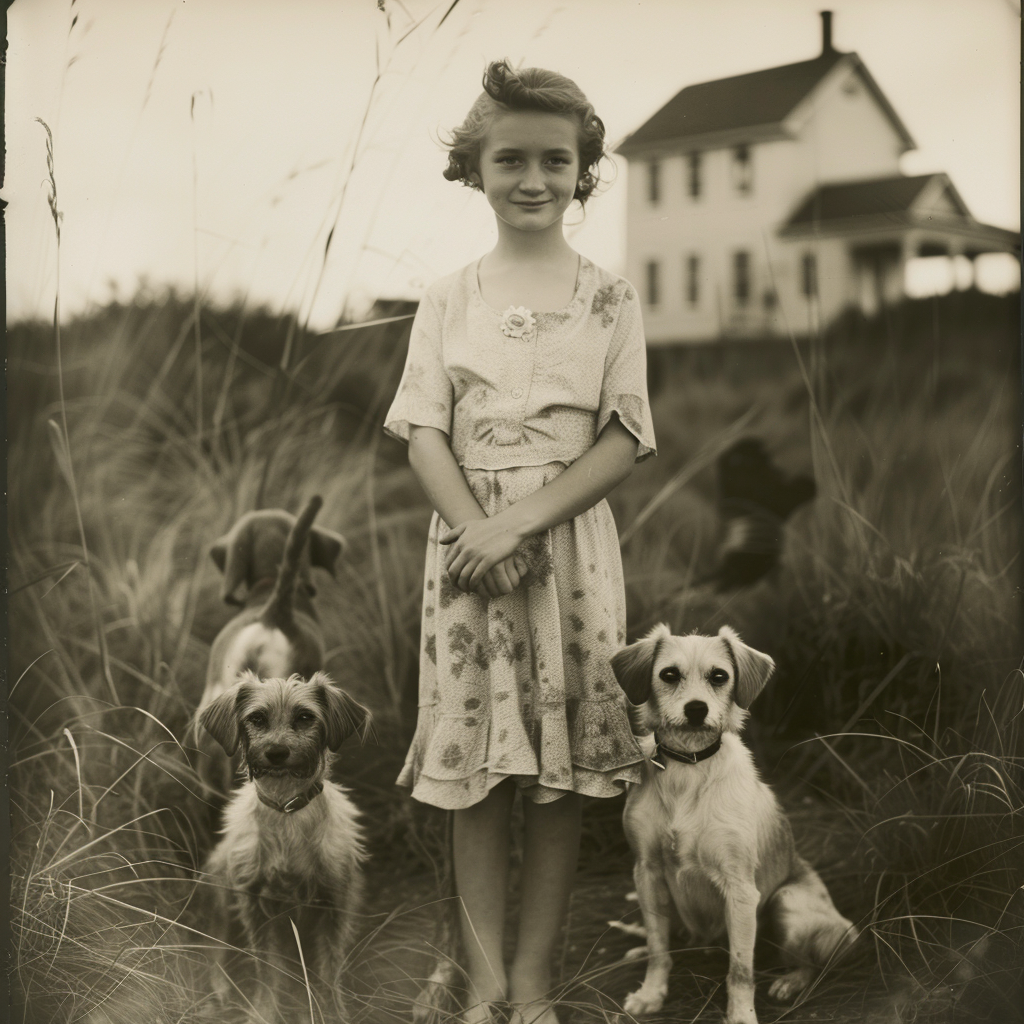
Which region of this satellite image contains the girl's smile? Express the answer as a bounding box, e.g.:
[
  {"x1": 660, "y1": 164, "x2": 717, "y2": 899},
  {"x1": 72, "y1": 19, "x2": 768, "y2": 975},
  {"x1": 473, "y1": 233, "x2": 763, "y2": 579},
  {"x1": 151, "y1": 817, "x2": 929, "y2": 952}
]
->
[{"x1": 472, "y1": 111, "x2": 581, "y2": 234}]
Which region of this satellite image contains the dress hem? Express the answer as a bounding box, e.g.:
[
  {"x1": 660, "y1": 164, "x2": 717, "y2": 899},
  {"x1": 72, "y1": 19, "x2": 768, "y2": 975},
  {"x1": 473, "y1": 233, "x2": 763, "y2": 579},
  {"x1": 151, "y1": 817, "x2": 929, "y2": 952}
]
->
[{"x1": 396, "y1": 759, "x2": 644, "y2": 810}]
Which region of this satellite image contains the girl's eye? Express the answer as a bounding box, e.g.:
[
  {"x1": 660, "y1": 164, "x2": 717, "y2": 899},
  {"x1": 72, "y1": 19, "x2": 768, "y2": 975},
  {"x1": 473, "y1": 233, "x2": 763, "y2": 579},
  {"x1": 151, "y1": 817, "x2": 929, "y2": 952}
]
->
[
  {"x1": 659, "y1": 667, "x2": 680, "y2": 683},
  {"x1": 709, "y1": 669, "x2": 729, "y2": 686}
]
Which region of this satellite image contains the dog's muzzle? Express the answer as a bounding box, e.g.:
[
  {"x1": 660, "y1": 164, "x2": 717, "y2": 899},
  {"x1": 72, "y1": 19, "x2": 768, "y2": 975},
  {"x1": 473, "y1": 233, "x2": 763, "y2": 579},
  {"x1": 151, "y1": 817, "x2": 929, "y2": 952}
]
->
[{"x1": 247, "y1": 744, "x2": 322, "y2": 781}]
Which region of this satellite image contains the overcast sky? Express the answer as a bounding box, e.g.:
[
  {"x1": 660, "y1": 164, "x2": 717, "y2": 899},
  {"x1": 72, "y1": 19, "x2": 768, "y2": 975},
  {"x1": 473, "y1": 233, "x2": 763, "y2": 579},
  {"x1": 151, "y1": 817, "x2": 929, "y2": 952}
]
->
[{"x1": 6, "y1": 0, "x2": 1020, "y2": 328}]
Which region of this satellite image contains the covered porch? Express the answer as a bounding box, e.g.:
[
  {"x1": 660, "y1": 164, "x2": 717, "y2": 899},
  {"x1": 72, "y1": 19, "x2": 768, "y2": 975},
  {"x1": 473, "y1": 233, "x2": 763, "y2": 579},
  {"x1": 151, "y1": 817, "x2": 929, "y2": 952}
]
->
[{"x1": 781, "y1": 173, "x2": 1019, "y2": 319}]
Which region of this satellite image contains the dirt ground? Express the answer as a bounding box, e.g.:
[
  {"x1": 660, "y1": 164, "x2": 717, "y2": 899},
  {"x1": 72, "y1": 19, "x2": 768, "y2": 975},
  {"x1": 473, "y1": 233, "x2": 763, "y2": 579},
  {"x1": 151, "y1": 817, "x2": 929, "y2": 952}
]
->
[
  {"x1": 351, "y1": 868, "x2": 904, "y2": 1024},
  {"x1": 339, "y1": 789, "x2": 1017, "y2": 1024}
]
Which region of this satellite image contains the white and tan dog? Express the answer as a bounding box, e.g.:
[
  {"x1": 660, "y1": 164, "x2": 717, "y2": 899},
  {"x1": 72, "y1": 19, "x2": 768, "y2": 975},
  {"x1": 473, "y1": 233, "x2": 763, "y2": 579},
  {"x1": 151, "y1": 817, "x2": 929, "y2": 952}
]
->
[
  {"x1": 195, "y1": 495, "x2": 346, "y2": 800},
  {"x1": 200, "y1": 671, "x2": 369, "y2": 1024},
  {"x1": 611, "y1": 625, "x2": 858, "y2": 1024}
]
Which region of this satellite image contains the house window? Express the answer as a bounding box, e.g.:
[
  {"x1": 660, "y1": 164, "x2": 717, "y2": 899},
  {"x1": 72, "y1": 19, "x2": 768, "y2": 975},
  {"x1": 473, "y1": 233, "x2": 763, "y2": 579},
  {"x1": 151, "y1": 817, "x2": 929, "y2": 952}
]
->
[
  {"x1": 801, "y1": 253, "x2": 818, "y2": 297},
  {"x1": 645, "y1": 260, "x2": 660, "y2": 306},
  {"x1": 686, "y1": 255, "x2": 700, "y2": 305},
  {"x1": 733, "y1": 251, "x2": 751, "y2": 306},
  {"x1": 687, "y1": 152, "x2": 702, "y2": 199},
  {"x1": 647, "y1": 161, "x2": 661, "y2": 204},
  {"x1": 732, "y1": 144, "x2": 753, "y2": 194}
]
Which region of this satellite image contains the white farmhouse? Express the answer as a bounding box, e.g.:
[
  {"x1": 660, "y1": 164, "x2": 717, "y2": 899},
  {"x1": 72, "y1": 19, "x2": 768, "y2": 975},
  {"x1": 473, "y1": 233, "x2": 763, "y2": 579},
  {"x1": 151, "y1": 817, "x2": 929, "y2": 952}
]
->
[{"x1": 617, "y1": 11, "x2": 1019, "y2": 342}]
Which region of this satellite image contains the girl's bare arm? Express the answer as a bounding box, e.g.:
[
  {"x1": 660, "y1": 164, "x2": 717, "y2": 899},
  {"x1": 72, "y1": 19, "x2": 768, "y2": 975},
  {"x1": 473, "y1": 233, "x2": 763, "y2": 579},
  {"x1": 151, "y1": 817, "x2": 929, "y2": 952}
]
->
[
  {"x1": 407, "y1": 425, "x2": 487, "y2": 527},
  {"x1": 443, "y1": 416, "x2": 639, "y2": 591}
]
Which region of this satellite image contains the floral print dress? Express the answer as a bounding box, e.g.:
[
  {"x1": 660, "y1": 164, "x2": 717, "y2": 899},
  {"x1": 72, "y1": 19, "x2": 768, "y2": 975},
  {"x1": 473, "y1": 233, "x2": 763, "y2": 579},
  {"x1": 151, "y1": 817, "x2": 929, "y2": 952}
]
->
[{"x1": 384, "y1": 257, "x2": 657, "y2": 810}]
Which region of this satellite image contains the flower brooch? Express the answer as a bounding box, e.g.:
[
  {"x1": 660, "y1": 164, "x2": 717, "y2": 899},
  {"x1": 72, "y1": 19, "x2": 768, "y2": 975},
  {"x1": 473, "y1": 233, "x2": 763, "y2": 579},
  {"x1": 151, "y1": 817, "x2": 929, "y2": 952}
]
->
[{"x1": 501, "y1": 306, "x2": 536, "y2": 340}]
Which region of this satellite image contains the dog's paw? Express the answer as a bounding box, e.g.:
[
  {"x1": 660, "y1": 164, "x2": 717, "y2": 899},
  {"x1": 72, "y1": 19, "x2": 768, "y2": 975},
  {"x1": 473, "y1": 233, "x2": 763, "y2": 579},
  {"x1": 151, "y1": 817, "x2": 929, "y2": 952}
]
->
[
  {"x1": 412, "y1": 980, "x2": 457, "y2": 1024},
  {"x1": 623, "y1": 944, "x2": 648, "y2": 962},
  {"x1": 767, "y1": 967, "x2": 814, "y2": 1002},
  {"x1": 725, "y1": 1008, "x2": 758, "y2": 1024},
  {"x1": 623, "y1": 984, "x2": 666, "y2": 1016},
  {"x1": 209, "y1": 968, "x2": 231, "y2": 1007},
  {"x1": 607, "y1": 920, "x2": 648, "y2": 939}
]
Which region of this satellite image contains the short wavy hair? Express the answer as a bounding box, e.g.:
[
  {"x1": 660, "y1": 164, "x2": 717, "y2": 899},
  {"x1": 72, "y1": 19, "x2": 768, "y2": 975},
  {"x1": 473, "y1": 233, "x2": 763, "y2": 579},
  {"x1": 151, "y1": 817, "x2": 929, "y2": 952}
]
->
[{"x1": 443, "y1": 60, "x2": 606, "y2": 205}]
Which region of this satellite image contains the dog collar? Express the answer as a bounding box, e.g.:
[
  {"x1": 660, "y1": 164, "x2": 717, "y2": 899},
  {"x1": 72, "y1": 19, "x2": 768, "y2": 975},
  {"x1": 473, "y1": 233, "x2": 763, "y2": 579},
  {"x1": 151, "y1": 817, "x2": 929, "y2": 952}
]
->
[
  {"x1": 650, "y1": 736, "x2": 721, "y2": 770},
  {"x1": 255, "y1": 780, "x2": 325, "y2": 813}
]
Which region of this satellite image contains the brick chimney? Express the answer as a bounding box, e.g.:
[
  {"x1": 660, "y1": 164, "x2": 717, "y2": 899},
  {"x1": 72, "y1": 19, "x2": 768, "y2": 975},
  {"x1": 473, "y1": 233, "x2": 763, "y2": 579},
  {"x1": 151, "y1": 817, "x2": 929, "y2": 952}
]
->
[{"x1": 820, "y1": 10, "x2": 833, "y2": 54}]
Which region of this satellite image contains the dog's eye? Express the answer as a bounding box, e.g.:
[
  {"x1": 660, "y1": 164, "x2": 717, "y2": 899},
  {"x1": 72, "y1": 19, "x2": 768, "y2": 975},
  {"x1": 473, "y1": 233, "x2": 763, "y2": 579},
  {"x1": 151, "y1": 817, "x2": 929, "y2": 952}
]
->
[
  {"x1": 658, "y1": 667, "x2": 681, "y2": 683},
  {"x1": 294, "y1": 711, "x2": 316, "y2": 727},
  {"x1": 709, "y1": 669, "x2": 730, "y2": 685},
  {"x1": 246, "y1": 711, "x2": 268, "y2": 728}
]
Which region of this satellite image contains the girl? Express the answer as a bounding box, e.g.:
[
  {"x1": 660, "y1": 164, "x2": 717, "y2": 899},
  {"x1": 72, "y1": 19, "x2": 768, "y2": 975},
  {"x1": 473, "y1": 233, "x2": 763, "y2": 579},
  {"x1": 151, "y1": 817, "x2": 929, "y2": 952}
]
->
[{"x1": 384, "y1": 61, "x2": 656, "y2": 1024}]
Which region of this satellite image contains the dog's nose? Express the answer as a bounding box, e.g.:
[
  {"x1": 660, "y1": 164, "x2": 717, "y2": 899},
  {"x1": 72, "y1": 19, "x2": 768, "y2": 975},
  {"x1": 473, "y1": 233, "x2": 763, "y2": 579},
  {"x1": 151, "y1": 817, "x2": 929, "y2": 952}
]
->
[
  {"x1": 265, "y1": 744, "x2": 290, "y2": 765},
  {"x1": 684, "y1": 701, "x2": 708, "y2": 725}
]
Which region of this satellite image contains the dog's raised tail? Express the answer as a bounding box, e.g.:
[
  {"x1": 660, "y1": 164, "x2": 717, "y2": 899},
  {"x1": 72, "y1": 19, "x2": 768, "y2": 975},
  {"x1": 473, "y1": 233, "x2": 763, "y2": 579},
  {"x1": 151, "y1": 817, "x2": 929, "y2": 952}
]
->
[{"x1": 261, "y1": 495, "x2": 323, "y2": 632}]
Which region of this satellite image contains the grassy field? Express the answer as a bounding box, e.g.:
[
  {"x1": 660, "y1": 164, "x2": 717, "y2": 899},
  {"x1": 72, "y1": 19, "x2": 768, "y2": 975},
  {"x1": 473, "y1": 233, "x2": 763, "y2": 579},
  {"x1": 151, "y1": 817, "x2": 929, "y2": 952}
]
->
[{"x1": 7, "y1": 287, "x2": 1023, "y2": 1023}]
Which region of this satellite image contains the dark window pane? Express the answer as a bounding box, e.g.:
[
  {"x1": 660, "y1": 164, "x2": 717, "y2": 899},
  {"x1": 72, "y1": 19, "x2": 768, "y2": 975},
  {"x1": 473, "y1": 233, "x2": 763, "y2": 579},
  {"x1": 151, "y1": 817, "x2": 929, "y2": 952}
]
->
[
  {"x1": 688, "y1": 152, "x2": 702, "y2": 198},
  {"x1": 734, "y1": 251, "x2": 750, "y2": 305},
  {"x1": 648, "y1": 161, "x2": 661, "y2": 204},
  {"x1": 732, "y1": 145, "x2": 752, "y2": 194},
  {"x1": 646, "y1": 260, "x2": 660, "y2": 306},
  {"x1": 686, "y1": 255, "x2": 700, "y2": 305},
  {"x1": 802, "y1": 253, "x2": 818, "y2": 297}
]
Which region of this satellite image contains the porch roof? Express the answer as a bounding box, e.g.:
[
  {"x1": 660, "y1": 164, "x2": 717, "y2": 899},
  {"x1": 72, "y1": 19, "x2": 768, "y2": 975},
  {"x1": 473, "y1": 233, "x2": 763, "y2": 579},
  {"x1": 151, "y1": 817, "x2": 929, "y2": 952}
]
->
[{"x1": 781, "y1": 174, "x2": 1019, "y2": 254}]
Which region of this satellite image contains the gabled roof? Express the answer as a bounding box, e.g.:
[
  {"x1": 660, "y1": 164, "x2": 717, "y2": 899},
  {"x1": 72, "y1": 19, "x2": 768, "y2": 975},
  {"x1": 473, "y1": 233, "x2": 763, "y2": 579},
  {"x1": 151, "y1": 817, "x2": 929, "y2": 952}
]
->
[
  {"x1": 616, "y1": 49, "x2": 915, "y2": 155},
  {"x1": 784, "y1": 174, "x2": 969, "y2": 229}
]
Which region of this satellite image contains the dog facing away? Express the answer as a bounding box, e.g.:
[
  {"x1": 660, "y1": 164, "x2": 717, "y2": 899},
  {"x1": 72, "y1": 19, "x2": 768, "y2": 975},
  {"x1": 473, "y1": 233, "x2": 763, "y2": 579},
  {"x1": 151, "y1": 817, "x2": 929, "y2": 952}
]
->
[
  {"x1": 195, "y1": 496, "x2": 346, "y2": 799},
  {"x1": 610, "y1": 625, "x2": 858, "y2": 1024},
  {"x1": 711, "y1": 438, "x2": 816, "y2": 592},
  {"x1": 199, "y1": 671, "x2": 370, "y2": 1024}
]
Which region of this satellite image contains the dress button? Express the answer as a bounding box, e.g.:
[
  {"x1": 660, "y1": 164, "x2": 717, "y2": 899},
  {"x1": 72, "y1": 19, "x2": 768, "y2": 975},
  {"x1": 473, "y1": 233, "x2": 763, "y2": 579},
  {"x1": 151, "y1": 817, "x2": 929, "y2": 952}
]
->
[{"x1": 511, "y1": 387, "x2": 524, "y2": 399}]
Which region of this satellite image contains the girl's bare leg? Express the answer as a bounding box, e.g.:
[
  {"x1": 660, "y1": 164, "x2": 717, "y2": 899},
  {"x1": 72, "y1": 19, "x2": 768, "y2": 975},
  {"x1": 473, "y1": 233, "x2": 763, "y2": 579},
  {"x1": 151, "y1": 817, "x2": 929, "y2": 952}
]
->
[
  {"x1": 453, "y1": 780, "x2": 516, "y2": 1022},
  {"x1": 507, "y1": 792, "x2": 582, "y2": 1024}
]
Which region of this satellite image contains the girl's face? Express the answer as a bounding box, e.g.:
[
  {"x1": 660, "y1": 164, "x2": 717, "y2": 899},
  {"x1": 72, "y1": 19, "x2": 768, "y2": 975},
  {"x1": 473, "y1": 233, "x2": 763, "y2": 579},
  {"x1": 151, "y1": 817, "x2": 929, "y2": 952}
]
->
[{"x1": 472, "y1": 110, "x2": 581, "y2": 234}]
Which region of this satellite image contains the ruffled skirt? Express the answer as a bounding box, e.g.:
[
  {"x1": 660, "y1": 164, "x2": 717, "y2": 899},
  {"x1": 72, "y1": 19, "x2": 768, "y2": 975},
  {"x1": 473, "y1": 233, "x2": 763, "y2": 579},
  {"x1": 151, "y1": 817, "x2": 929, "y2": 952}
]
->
[{"x1": 397, "y1": 462, "x2": 644, "y2": 809}]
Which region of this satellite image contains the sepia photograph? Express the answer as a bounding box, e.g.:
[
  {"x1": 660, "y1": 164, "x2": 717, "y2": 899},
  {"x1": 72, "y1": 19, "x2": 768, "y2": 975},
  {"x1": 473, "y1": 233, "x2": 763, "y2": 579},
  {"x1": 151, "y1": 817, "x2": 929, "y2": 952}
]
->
[{"x1": 5, "y1": 1, "x2": 1022, "y2": 1022}]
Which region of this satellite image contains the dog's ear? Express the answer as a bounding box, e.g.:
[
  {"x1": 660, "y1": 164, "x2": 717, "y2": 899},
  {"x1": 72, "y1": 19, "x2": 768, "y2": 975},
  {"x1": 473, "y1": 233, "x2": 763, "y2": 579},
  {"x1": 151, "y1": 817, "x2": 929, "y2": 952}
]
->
[
  {"x1": 198, "y1": 676, "x2": 256, "y2": 756},
  {"x1": 209, "y1": 538, "x2": 228, "y2": 573},
  {"x1": 210, "y1": 518, "x2": 253, "y2": 604},
  {"x1": 309, "y1": 527, "x2": 347, "y2": 578},
  {"x1": 718, "y1": 626, "x2": 775, "y2": 709},
  {"x1": 611, "y1": 623, "x2": 671, "y2": 705},
  {"x1": 312, "y1": 673, "x2": 370, "y2": 750}
]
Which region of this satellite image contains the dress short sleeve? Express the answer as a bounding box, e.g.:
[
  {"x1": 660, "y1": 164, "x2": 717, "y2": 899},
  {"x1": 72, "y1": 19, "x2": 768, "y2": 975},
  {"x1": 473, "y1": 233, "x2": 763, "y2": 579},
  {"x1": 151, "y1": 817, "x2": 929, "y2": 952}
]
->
[
  {"x1": 383, "y1": 291, "x2": 452, "y2": 443},
  {"x1": 596, "y1": 285, "x2": 657, "y2": 461}
]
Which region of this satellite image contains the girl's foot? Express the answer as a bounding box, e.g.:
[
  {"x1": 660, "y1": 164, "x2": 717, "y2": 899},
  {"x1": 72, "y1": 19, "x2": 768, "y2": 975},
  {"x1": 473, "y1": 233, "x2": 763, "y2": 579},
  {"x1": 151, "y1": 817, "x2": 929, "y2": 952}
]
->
[
  {"x1": 511, "y1": 998, "x2": 561, "y2": 1024},
  {"x1": 463, "y1": 998, "x2": 513, "y2": 1024}
]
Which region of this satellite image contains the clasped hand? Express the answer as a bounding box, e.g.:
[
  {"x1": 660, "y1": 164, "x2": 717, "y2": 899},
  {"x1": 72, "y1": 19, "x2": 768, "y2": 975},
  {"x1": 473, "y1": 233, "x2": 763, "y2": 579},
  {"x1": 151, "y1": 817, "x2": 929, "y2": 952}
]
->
[{"x1": 441, "y1": 517, "x2": 528, "y2": 597}]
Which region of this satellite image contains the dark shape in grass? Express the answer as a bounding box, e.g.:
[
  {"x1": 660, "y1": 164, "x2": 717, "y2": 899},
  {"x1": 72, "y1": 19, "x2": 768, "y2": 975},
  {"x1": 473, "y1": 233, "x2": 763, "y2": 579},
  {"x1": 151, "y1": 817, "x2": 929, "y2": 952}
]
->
[{"x1": 711, "y1": 436, "x2": 816, "y2": 591}]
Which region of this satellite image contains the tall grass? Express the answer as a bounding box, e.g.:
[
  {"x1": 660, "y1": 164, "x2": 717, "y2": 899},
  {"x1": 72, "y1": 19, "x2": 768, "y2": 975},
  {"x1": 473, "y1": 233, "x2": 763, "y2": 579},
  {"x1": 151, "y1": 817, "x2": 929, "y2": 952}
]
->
[
  {"x1": 8, "y1": 288, "x2": 426, "y2": 1022},
  {"x1": 8, "y1": 286, "x2": 1022, "y2": 1021}
]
